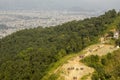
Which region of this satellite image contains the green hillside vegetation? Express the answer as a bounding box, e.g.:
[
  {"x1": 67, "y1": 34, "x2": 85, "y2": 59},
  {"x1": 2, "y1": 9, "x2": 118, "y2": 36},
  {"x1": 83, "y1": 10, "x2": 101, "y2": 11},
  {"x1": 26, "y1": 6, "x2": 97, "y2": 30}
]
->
[
  {"x1": 0, "y1": 9, "x2": 119, "y2": 80},
  {"x1": 82, "y1": 49, "x2": 120, "y2": 80}
]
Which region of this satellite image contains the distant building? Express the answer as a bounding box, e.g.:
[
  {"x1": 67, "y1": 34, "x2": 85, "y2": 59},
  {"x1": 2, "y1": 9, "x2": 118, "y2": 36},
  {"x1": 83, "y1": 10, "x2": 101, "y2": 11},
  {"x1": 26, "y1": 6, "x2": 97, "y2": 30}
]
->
[{"x1": 114, "y1": 31, "x2": 119, "y2": 39}]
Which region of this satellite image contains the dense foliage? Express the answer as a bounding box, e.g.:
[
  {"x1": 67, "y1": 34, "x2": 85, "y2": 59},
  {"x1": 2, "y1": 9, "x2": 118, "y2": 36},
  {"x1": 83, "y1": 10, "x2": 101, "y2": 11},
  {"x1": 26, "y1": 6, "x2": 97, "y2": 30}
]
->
[
  {"x1": 82, "y1": 49, "x2": 120, "y2": 80},
  {"x1": 0, "y1": 9, "x2": 118, "y2": 80}
]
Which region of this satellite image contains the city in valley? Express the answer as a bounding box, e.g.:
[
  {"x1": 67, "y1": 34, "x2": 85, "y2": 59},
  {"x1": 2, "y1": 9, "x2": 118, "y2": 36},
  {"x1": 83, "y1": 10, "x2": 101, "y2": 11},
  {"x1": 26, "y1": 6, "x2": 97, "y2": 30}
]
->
[{"x1": 0, "y1": 10, "x2": 99, "y2": 38}]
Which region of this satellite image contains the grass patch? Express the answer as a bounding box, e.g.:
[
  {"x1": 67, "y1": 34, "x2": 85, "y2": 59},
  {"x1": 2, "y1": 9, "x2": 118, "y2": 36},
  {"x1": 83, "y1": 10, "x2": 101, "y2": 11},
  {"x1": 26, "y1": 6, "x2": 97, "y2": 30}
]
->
[{"x1": 81, "y1": 74, "x2": 91, "y2": 80}]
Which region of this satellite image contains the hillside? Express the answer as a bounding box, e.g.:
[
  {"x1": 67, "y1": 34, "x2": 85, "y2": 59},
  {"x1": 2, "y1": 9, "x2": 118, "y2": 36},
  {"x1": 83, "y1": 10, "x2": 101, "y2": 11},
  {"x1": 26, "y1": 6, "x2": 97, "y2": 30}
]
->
[
  {"x1": 48, "y1": 44, "x2": 118, "y2": 80},
  {"x1": 0, "y1": 9, "x2": 120, "y2": 80},
  {"x1": 82, "y1": 48, "x2": 120, "y2": 80}
]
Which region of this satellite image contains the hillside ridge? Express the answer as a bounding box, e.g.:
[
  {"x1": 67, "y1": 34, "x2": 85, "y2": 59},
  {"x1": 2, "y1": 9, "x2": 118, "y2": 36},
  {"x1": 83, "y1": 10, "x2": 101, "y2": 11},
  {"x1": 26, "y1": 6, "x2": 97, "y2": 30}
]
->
[{"x1": 0, "y1": 9, "x2": 120, "y2": 80}]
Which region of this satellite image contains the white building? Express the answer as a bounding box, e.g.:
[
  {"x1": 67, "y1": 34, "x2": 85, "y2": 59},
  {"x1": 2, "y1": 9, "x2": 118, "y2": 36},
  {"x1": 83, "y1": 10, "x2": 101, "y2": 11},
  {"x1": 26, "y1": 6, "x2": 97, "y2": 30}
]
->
[{"x1": 114, "y1": 31, "x2": 119, "y2": 39}]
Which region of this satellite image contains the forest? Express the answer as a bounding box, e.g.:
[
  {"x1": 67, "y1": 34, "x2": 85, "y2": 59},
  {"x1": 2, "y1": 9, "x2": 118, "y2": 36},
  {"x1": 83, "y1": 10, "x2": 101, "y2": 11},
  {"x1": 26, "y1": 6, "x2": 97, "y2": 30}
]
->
[{"x1": 0, "y1": 9, "x2": 119, "y2": 80}]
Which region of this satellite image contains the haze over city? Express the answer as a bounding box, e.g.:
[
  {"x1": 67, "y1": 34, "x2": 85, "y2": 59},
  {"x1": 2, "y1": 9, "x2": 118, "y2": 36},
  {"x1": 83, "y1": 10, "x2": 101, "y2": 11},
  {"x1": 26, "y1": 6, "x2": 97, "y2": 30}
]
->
[{"x1": 0, "y1": 0, "x2": 119, "y2": 11}]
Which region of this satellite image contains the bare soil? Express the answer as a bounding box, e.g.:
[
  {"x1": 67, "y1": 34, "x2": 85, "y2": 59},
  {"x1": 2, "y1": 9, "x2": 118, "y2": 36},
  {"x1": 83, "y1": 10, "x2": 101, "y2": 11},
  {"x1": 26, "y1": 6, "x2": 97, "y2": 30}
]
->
[{"x1": 55, "y1": 44, "x2": 118, "y2": 80}]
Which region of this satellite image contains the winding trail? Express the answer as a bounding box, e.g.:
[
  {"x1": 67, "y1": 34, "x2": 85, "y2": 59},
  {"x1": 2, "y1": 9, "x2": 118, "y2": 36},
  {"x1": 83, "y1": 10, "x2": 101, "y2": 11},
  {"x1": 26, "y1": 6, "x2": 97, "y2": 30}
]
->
[{"x1": 55, "y1": 44, "x2": 118, "y2": 80}]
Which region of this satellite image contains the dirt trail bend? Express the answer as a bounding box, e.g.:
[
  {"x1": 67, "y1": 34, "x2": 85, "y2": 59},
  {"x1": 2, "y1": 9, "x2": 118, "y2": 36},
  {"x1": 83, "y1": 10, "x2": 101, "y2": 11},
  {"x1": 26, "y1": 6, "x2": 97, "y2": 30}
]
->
[{"x1": 56, "y1": 44, "x2": 118, "y2": 80}]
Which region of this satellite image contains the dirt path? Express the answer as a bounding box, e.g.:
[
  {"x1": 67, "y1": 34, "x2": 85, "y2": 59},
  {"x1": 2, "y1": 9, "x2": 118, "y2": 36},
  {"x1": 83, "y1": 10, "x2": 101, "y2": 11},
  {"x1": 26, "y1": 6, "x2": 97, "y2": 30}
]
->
[{"x1": 55, "y1": 44, "x2": 118, "y2": 80}]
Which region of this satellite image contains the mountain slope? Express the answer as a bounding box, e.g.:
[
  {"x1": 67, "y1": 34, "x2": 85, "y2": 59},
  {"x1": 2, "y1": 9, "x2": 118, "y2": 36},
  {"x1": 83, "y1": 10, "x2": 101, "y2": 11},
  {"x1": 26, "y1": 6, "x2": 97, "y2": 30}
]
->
[{"x1": 0, "y1": 9, "x2": 119, "y2": 80}]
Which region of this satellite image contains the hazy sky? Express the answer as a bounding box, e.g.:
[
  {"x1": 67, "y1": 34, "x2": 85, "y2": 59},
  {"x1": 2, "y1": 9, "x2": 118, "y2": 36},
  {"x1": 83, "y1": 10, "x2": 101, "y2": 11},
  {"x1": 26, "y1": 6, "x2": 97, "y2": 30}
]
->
[{"x1": 0, "y1": 0, "x2": 119, "y2": 11}]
